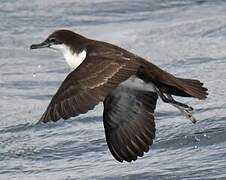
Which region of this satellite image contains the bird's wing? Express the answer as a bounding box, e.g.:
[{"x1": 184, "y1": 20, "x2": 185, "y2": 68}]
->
[
  {"x1": 103, "y1": 86, "x2": 158, "y2": 162},
  {"x1": 39, "y1": 55, "x2": 139, "y2": 123}
]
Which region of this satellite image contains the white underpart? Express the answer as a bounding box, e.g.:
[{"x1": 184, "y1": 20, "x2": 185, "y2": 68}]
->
[
  {"x1": 51, "y1": 44, "x2": 87, "y2": 69},
  {"x1": 120, "y1": 75, "x2": 156, "y2": 92}
]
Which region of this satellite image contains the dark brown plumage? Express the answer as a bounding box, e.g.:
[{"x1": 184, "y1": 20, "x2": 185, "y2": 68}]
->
[
  {"x1": 30, "y1": 29, "x2": 208, "y2": 162},
  {"x1": 103, "y1": 87, "x2": 158, "y2": 162}
]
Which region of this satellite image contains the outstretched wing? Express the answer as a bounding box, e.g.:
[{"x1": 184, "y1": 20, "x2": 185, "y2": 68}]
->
[
  {"x1": 103, "y1": 86, "x2": 158, "y2": 162},
  {"x1": 39, "y1": 54, "x2": 139, "y2": 123}
]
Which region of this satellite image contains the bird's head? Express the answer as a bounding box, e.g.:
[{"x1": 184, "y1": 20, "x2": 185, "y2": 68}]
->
[
  {"x1": 30, "y1": 29, "x2": 87, "y2": 52},
  {"x1": 30, "y1": 29, "x2": 88, "y2": 69}
]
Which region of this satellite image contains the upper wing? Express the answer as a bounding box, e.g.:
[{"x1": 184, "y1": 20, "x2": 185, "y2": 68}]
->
[
  {"x1": 103, "y1": 86, "x2": 158, "y2": 162},
  {"x1": 39, "y1": 54, "x2": 139, "y2": 123}
]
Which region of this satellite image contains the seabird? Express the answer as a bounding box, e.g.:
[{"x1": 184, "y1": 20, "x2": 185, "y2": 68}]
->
[{"x1": 30, "y1": 30, "x2": 208, "y2": 162}]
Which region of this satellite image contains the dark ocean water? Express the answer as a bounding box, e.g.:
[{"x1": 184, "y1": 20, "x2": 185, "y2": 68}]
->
[{"x1": 0, "y1": 0, "x2": 226, "y2": 179}]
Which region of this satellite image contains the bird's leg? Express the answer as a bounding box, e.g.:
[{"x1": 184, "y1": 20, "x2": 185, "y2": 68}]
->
[
  {"x1": 165, "y1": 94, "x2": 193, "y2": 111},
  {"x1": 155, "y1": 88, "x2": 196, "y2": 124},
  {"x1": 166, "y1": 94, "x2": 196, "y2": 124}
]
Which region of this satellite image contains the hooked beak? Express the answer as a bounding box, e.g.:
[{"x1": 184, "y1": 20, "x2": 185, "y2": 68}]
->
[{"x1": 30, "y1": 41, "x2": 50, "y2": 50}]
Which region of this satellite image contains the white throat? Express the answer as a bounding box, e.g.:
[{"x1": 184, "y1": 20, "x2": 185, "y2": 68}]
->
[{"x1": 51, "y1": 44, "x2": 87, "y2": 69}]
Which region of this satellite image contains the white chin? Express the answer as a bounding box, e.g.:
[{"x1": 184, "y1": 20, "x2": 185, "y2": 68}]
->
[
  {"x1": 50, "y1": 44, "x2": 64, "y2": 51},
  {"x1": 51, "y1": 44, "x2": 87, "y2": 69}
]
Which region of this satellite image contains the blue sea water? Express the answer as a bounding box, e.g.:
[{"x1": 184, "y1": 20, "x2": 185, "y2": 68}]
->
[{"x1": 0, "y1": 0, "x2": 226, "y2": 179}]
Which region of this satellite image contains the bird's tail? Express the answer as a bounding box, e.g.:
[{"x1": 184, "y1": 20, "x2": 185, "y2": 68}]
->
[
  {"x1": 176, "y1": 78, "x2": 208, "y2": 99},
  {"x1": 137, "y1": 60, "x2": 208, "y2": 100},
  {"x1": 162, "y1": 77, "x2": 208, "y2": 99}
]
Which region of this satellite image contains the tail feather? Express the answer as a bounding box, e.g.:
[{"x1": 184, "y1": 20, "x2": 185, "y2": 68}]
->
[
  {"x1": 177, "y1": 78, "x2": 208, "y2": 99},
  {"x1": 137, "y1": 60, "x2": 208, "y2": 100}
]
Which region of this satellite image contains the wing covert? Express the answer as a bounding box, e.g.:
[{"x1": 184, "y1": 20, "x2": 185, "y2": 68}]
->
[{"x1": 39, "y1": 55, "x2": 139, "y2": 123}]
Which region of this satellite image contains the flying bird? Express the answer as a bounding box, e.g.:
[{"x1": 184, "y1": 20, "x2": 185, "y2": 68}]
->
[{"x1": 30, "y1": 30, "x2": 208, "y2": 162}]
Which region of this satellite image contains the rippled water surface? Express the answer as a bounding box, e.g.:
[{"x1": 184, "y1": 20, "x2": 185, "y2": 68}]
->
[{"x1": 1, "y1": 0, "x2": 226, "y2": 179}]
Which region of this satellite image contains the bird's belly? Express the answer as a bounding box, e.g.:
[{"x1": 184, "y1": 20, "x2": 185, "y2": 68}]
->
[{"x1": 120, "y1": 75, "x2": 156, "y2": 92}]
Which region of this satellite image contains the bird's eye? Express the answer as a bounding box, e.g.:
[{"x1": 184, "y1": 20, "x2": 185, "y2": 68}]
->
[{"x1": 49, "y1": 38, "x2": 57, "y2": 43}]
